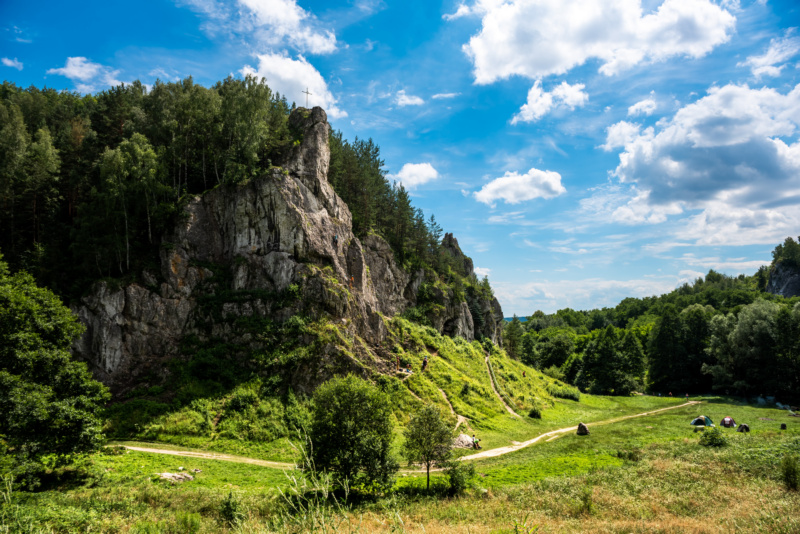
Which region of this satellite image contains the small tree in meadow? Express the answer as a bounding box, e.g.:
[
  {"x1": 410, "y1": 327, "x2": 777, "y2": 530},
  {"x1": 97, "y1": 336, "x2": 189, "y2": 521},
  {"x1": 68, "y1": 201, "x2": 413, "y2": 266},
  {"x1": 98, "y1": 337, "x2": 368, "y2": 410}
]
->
[
  {"x1": 402, "y1": 404, "x2": 454, "y2": 491},
  {"x1": 309, "y1": 375, "x2": 398, "y2": 492}
]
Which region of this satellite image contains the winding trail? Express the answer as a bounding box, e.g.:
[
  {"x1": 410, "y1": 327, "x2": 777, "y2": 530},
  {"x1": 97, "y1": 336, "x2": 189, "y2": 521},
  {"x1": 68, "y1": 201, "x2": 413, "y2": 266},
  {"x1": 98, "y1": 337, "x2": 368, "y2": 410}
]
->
[
  {"x1": 459, "y1": 400, "x2": 700, "y2": 461},
  {"x1": 484, "y1": 354, "x2": 521, "y2": 418},
  {"x1": 113, "y1": 401, "x2": 700, "y2": 470},
  {"x1": 437, "y1": 387, "x2": 469, "y2": 432},
  {"x1": 118, "y1": 445, "x2": 294, "y2": 469}
]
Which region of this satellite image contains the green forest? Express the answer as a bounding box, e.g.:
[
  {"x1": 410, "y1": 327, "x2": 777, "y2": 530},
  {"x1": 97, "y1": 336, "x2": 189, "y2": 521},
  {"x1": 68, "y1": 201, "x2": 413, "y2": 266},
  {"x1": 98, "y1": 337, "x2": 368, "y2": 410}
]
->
[
  {"x1": 504, "y1": 236, "x2": 800, "y2": 402},
  {"x1": 0, "y1": 77, "x2": 472, "y2": 303}
]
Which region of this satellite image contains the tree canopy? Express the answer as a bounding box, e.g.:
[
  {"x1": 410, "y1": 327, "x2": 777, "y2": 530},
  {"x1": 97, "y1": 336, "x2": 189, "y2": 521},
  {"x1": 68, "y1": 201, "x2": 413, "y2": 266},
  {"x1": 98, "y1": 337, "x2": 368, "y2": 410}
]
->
[
  {"x1": 0, "y1": 255, "x2": 110, "y2": 485},
  {"x1": 309, "y1": 375, "x2": 398, "y2": 492}
]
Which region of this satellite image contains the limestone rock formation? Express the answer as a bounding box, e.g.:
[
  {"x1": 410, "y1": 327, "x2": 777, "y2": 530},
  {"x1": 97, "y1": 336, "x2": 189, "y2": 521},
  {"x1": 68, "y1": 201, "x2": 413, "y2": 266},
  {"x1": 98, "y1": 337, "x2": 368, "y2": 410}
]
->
[
  {"x1": 766, "y1": 262, "x2": 800, "y2": 298},
  {"x1": 72, "y1": 107, "x2": 504, "y2": 393}
]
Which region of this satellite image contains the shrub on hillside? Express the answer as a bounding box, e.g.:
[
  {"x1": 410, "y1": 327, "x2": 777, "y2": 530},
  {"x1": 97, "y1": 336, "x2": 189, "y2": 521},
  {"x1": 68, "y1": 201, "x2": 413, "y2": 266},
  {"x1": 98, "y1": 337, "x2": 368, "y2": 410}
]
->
[
  {"x1": 699, "y1": 427, "x2": 727, "y2": 447},
  {"x1": 309, "y1": 375, "x2": 398, "y2": 492}
]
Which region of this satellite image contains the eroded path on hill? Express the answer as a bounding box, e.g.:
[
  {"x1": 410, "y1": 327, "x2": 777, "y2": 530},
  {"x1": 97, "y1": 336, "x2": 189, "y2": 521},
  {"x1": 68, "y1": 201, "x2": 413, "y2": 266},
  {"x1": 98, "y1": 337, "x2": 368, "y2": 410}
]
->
[
  {"x1": 484, "y1": 354, "x2": 521, "y2": 418},
  {"x1": 113, "y1": 401, "x2": 699, "y2": 469},
  {"x1": 437, "y1": 387, "x2": 470, "y2": 432}
]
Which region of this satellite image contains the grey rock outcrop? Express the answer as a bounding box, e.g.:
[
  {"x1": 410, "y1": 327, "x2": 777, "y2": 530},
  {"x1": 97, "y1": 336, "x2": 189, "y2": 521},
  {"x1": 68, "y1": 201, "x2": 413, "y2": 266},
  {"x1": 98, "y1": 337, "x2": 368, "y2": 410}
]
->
[
  {"x1": 766, "y1": 262, "x2": 800, "y2": 298},
  {"x1": 72, "y1": 107, "x2": 504, "y2": 393}
]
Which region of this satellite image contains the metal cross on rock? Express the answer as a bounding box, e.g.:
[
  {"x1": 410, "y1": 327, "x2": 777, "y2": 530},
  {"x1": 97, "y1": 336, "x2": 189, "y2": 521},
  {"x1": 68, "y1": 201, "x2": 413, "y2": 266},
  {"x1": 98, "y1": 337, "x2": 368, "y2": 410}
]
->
[{"x1": 302, "y1": 87, "x2": 312, "y2": 107}]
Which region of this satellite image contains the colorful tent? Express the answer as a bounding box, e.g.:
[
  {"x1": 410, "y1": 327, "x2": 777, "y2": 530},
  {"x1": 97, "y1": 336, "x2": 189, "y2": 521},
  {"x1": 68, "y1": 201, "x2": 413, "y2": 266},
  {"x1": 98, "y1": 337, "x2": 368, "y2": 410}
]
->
[
  {"x1": 690, "y1": 415, "x2": 714, "y2": 426},
  {"x1": 720, "y1": 416, "x2": 737, "y2": 428}
]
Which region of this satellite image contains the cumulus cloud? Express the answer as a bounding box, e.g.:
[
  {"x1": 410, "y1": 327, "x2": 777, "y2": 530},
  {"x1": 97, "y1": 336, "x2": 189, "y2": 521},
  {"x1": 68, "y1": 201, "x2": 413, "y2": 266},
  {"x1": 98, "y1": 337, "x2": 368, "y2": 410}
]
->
[
  {"x1": 597, "y1": 83, "x2": 800, "y2": 243},
  {"x1": 628, "y1": 96, "x2": 657, "y2": 116},
  {"x1": 396, "y1": 90, "x2": 425, "y2": 107},
  {"x1": 601, "y1": 121, "x2": 644, "y2": 151},
  {"x1": 1, "y1": 57, "x2": 23, "y2": 70},
  {"x1": 738, "y1": 30, "x2": 800, "y2": 78},
  {"x1": 47, "y1": 57, "x2": 124, "y2": 93},
  {"x1": 178, "y1": 0, "x2": 336, "y2": 54},
  {"x1": 241, "y1": 53, "x2": 346, "y2": 118},
  {"x1": 387, "y1": 163, "x2": 439, "y2": 189},
  {"x1": 512, "y1": 80, "x2": 588, "y2": 123},
  {"x1": 461, "y1": 0, "x2": 736, "y2": 84},
  {"x1": 474, "y1": 168, "x2": 566, "y2": 206},
  {"x1": 474, "y1": 267, "x2": 491, "y2": 276}
]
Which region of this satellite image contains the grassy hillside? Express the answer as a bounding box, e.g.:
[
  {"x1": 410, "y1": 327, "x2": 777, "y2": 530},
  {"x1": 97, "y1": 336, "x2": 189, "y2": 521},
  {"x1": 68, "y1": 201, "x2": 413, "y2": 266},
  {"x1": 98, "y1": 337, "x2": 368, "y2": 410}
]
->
[{"x1": 101, "y1": 317, "x2": 591, "y2": 461}]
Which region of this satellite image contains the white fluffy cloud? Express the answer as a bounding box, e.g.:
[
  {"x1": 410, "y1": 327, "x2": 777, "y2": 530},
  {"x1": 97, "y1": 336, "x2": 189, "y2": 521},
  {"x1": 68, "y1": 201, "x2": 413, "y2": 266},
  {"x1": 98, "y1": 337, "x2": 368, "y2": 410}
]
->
[
  {"x1": 600, "y1": 83, "x2": 800, "y2": 243},
  {"x1": 178, "y1": 0, "x2": 336, "y2": 54},
  {"x1": 474, "y1": 266, "x2": 492, "y2": 276},
  {"x1": 628, "y1": 97, "x2": 657, "y2": 116},
  {"x1": 2, "y1": 57, "x2": 23, "y2": 70},
  {"x1": 47, "y1": 57, "x2": 124, "y2": 93},
  {"x1": 396, "y1": 90, "x2": 425, "y2": 107},
  {"x1": 512, "y1": 80, "x2": 588, "y2": 123},
  {"x1": 474, "y1": 168, "x2": 566, "y2": 205},
  {"x1": 241, "y1": 53, "x2": 346, "y2": 118},
  {"x1": 738, "y1": 31, "x2": 800, "y2": 78},
  {"x1": 601, "y1": 121, "x2": 643, "y2": 151},
  {"x1": 387, "y1": 163, "x2": 439, "y2": 189},
  {"x1": 461, "y1": 0, "x2": 736, "y2": 84}
]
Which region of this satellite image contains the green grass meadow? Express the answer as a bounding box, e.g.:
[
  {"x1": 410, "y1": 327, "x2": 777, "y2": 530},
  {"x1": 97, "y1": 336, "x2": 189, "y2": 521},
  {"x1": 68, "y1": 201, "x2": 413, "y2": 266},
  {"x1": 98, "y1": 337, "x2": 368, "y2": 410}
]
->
[{"x1": 4, "y1": 318, "x2": 800, "y2": 533}]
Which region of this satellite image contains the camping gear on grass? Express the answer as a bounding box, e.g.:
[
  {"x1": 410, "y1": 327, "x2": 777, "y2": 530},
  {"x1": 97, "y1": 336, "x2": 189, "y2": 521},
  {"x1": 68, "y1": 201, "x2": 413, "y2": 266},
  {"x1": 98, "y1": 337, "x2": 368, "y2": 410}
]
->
[
  {"x1": 577, "y1": 422, "x2": 590, "y2": 435},
  {"x1": 690, "y1": 415, "x2": 714, "y2": 427},
  {"x1": 737, "y1": 424, "x2": 750, "y2": 433},
  {"x1": 720, "y1": 416, "x2": 737, "y2": 428}
]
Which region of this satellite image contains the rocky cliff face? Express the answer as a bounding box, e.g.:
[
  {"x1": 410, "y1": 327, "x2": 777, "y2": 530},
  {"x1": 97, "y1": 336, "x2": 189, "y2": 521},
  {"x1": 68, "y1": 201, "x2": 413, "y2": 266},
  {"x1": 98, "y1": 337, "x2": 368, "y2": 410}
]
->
[
  {"x1": 766, "y1": 262, "x2": 800, "y2": 298},
  {"x1": 72, "y1": 107, "x2": 504, "y2": 393}
]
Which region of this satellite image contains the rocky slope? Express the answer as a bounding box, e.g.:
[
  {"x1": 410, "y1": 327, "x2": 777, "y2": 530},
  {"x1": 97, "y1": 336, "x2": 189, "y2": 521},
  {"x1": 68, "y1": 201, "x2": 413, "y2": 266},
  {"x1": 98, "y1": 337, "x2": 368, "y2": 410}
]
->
[
  {"x1": 766, "y1": 261, "x2": 800, "y2": 298},
  {"x1": 72, "y1": 107, "x2": 504, "y2": 393}
]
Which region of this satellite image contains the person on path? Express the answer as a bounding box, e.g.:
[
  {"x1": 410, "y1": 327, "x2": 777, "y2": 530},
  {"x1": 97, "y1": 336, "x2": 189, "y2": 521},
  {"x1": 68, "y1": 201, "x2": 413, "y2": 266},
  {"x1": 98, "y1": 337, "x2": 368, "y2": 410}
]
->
[
  {"x1": 669, "y1": 392, "x2": 672, "y2": 397},
  {"x1": 523, "y1": 371, "x2": 526, "y2": 378},
  {"x1": 422, "y1": 356, "x2": 428, "y2": 372},
  {"x1": 685, "y1": 393, "x2": 689, "y2": 402}
]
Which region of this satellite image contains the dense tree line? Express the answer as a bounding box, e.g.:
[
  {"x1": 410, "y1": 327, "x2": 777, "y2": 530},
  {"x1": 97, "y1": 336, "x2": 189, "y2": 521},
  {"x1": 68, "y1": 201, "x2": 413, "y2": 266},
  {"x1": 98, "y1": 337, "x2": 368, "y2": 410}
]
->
[
  {"x1": 1, "y1": 78, "x2": 486, "y2": 306},
  {"x1": 505, "y1": 240, "x2": 800, "y2": 401},
  {"x1": 0, "y1": 77, "x2": 296, "y2": 297}
]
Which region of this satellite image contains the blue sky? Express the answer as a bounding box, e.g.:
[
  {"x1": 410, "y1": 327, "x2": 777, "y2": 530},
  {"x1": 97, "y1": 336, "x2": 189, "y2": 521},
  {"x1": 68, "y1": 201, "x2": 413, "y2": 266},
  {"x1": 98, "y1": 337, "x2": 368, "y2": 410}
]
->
[{"x1": 2, "y1": 0, "x2": 800, "y2": 315}]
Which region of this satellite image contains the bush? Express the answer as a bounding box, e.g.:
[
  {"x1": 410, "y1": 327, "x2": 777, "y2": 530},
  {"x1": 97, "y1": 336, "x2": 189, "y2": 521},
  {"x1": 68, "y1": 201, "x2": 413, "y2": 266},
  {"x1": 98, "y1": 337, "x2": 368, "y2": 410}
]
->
[
  {"x1": 310, "y1": 375, "x2": 398, "y2": 492},
  {"x1": 782, "y1": 454, "x2": 799, "y2": 491},
  {"x1": 445, "y1": 460, "x2": 475, "y2": 495},
  {"x1": 219, "y1": 491, "x2": 245, "y2": 525},
  {"x1": 227, "y1": 389, "x2": 259, "y2": 412},
  {"x1": 528, "y1": 405, "x2": 542, "y2": 419},
  {"x1": 699, "y1": 427, "x2": 727, "y2": 447}
]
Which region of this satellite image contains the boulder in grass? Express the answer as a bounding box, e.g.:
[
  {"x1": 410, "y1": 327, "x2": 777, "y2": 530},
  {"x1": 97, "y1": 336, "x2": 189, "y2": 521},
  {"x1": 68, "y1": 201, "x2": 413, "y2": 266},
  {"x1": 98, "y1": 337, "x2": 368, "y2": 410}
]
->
[
  {"x1": 158, "y1": 472, "x2": 194, "y2": 483},
  {"x1": 577, "y1": 422, "x2": 589, "y2": 436},
  {"x1": 453, "y1": 433, "x2": 475, "y2": 449}
]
